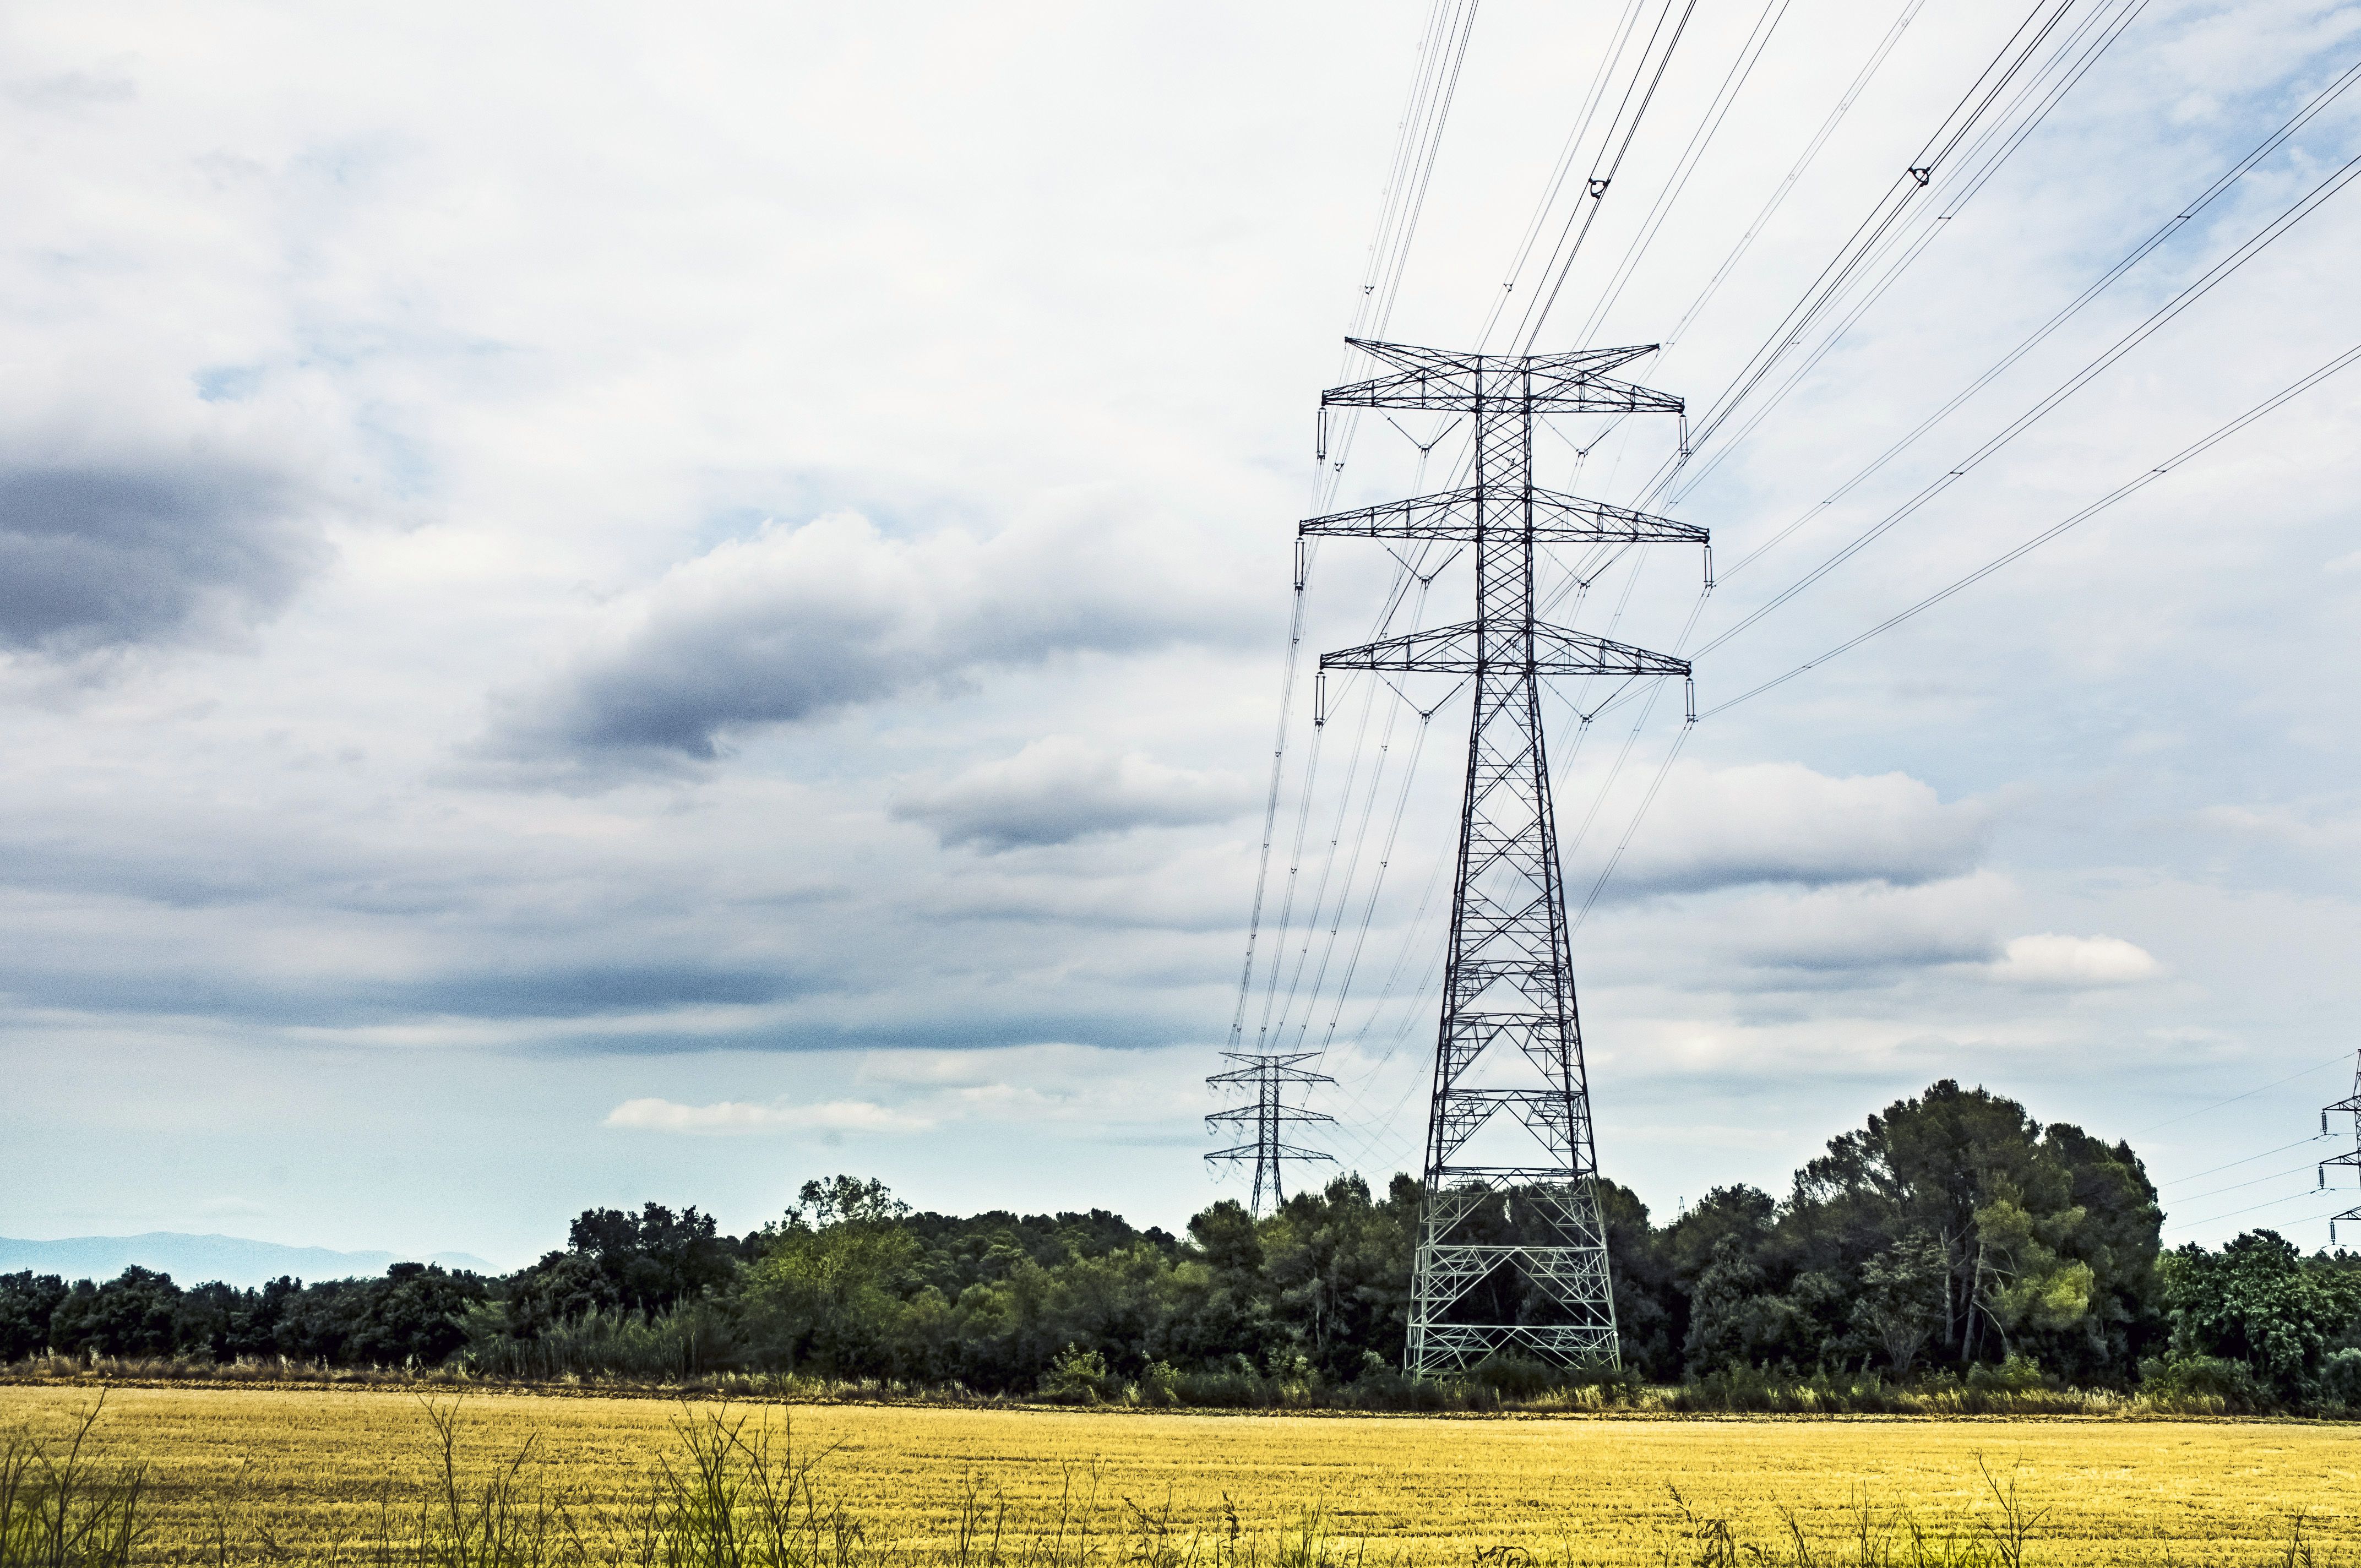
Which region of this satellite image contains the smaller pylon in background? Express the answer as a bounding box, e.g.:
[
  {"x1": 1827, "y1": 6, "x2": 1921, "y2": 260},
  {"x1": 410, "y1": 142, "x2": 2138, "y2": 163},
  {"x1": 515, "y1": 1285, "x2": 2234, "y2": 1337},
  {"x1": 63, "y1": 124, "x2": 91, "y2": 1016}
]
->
[
  {"x1": 1206, "y1": 1051, "x2": 1336, "y2": 1217},
  {"x1": 2323, "y1": 1050, "x2": 2361, "y2": 1246}
]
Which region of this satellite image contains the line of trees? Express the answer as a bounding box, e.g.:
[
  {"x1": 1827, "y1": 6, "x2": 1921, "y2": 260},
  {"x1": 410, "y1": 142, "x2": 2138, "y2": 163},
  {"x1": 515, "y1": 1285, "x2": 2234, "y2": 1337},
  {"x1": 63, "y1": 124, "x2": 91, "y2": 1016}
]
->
[{"x1": 5, "y1": 1081, "x2": 2358, "y2": 1408}]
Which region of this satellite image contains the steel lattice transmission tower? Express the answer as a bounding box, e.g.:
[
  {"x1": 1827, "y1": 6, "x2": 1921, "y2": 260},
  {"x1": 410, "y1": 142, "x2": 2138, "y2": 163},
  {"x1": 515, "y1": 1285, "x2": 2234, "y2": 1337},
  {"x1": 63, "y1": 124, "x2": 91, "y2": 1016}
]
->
[
  {"x1": 2322, "y1": 1050, "x2": 2361, "y2": 1245},
  {"x1": 1206, "y1": 1051, "x2": 1336, "y2": 1216},
  {"x1": 1307, "y1": 339, "x2": 1706, "y2": 1375}
]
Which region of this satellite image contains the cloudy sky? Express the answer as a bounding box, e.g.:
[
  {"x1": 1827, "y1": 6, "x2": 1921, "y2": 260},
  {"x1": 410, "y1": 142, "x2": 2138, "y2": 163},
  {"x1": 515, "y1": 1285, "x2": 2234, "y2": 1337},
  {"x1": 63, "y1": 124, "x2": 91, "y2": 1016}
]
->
[{"x1": 5, "y1": 1, "x2": 2361, "y2": 1268}]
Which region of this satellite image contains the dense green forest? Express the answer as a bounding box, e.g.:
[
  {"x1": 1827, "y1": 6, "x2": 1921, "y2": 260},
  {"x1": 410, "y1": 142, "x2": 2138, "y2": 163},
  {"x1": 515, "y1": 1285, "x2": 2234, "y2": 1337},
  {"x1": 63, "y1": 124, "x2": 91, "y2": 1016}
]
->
[{"x1": 6, "y1": 1081, "x2": 2359, "y2": 1410}]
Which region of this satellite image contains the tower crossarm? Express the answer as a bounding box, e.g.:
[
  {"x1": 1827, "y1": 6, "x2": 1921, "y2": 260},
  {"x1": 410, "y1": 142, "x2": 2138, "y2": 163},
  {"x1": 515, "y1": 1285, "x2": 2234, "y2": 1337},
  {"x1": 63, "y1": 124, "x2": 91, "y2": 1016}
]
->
[
  {"x1": 1299, "y1": 486, "x2": 1707, "y2": 546},
  {"x1": 1320, "y1": 619, "x2": 1690, "y2": 678},
  {"x1": 1323, "y1": 339, "x2": 1682, "y2": 414},
  {"x1": 1207, "y1": 1063, "x2": 1332, "y2": 1087},
  {"x1": 1205, "y1": 1140, "x2": 1337, "y2": 1164}
]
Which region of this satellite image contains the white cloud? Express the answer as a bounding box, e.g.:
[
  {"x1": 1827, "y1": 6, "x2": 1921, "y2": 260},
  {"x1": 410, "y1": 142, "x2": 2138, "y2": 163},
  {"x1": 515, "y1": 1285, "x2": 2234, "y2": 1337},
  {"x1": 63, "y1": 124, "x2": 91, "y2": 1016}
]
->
[
  {"x1": 1985, "y1": 933, "x2": 2159, "y2": 987},
  {"x1": 602, "y1": 1096, "x2": 932, "y2": 1135},
  {"x1": 1607, "y1": 760, "x2": 1984, "y2": 893},
  {"x1": 1709, "y1": 872, "x2": 2011, "y2": 974},
  {"x1": 892, "y1": 736, "x2": 1252, "y2": 851}
]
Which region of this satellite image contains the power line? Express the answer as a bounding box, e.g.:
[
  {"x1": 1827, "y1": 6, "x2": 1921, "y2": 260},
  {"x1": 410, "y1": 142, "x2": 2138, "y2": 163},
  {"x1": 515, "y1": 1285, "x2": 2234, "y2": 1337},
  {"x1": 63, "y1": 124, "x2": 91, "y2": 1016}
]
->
[
  {"x1": 2162, "y1": 1188, "x2": 2351, "y2": 1235},
  {"x1": 1660, "y1": 0, "x2": 1932, "y2": 356},
  {"x1": 1691, "y1": 138, "x2": 2361, "y2": 661},
  {"x1": 1636, "y1": 0, "x2": 2141, "y2": 514},
  {"x1": 1516, "y1": 0, "x2": 1704, "y2": 352},
  {"x1": 1513, "y1": 0, "x2": 2134, "y2": 700},
  {"x1": 1569, "y1": 0, "x2": 1796, "y2": 350},
  {"x1": 1664, "y1": 0, "x2": 2089, "y2": 476},
  {"x1": 1715, "y1": 52, "x2": 2361, "y2": 588},
  {"x1": 1216, "y1": 0, "x2": 1483, "y2": 1205},
  {"x1": 1698, "y1": 334, "x2": 2361, "y2": 720},
  {"x1": 2155, "y1": 1133, "x2": 2335, "y2": 1189},
  {"x1": 1663, "y1": 0, "x2": 2158, "y2": 510},
  {"x1": 1475, "y1": 0, "x2": 1655, "y2": 350},
  {"x1": 1577, "y1": 320, "x2": 2361, "y2": 944},
  {"x1": 2170, "y1": 1156, "x2": 2340, "y2": 1208},
  {"x1": 2133, "y1": 1050, "x2": 2358, "y2": 1134}
]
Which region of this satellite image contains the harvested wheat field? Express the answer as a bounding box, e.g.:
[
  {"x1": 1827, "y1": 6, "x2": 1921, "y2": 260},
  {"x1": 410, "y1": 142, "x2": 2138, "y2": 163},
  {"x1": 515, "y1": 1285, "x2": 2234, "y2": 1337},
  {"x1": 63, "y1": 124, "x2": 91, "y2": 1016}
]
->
[{"x1": 3, "y1": 1385, "x2": 2359, "y2": 1566}]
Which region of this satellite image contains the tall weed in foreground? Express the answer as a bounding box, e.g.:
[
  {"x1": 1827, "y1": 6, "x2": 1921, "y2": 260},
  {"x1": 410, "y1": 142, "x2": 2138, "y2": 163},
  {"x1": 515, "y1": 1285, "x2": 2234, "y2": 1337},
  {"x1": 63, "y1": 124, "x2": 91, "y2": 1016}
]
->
[
  {"x1": 408, "y1": 1398, "x2": 587, "y2": 1568},
  {"x1": 0, "y1": 1394, "x2": 145, "y2": 1568},
  {"x1": 1653, "y1": 1463, "x2": 2065, "y2": 1568},
  {"x1": 639, "y1": 1404, "x2": 863, "y2": 1568}
]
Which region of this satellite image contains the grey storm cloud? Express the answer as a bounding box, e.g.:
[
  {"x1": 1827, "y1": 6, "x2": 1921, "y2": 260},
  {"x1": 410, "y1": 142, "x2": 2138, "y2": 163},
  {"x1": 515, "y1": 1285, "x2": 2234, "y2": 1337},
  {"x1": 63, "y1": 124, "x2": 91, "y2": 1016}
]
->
[
  {"x1": 492, "y1": 509, "x2": 1242, "y2": 767},
  {"x1": 891, "y1": 736, "x2": 1254, "y2": 851},
  {"x1": 0, "y1": 461, "x2": 325, "y2": 657}
]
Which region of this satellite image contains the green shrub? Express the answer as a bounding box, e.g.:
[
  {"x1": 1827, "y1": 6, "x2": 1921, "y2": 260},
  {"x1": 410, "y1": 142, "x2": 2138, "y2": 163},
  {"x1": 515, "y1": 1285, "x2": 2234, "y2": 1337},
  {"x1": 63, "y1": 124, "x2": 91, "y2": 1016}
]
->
[
  {"x1": 1038, "y1": 1345, "x2": 1117, "y2": 1404},
  {"x1": 2137, "y1": 1352, "x2": 2268, "y2": 1413},
  {"x1": 1465, "y1": 1354, "x2": 1559, "y2": 1400},
  {"x1": 459, "y1": 1299, "x2": 743, "y2": 1382},
  {"x1": 1136, "y1": 1360, "x2": 1184, "y2": 1407},
  {"x1": 1965, "y1": 1353, "x2": 2054, "y2": 1395},
  {"x1": 2312, "y1": 1347, "x2": 2361, "y2": 1413}
]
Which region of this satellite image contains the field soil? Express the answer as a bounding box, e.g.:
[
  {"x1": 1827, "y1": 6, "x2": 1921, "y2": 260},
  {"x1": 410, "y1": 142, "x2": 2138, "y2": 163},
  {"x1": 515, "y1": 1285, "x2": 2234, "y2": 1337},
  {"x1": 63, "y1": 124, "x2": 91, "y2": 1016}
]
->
[{"x1": 3, "y1": 1385, "x2": 2357, "y2": 1564}]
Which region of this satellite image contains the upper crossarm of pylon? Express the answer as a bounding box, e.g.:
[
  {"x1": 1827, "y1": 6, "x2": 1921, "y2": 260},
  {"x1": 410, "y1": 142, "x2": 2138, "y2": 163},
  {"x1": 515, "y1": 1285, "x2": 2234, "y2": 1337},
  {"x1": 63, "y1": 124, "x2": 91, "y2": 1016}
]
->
[
  {"x1": 1325, "y1": 340, "x2": 1683, "y2": 414},
  {"x1": 1320, "y1": 620, "x2": 1689, "y2": 677},
  {"x1": 1300, "y1": 487, "x2": 1705, "y2": 545}
]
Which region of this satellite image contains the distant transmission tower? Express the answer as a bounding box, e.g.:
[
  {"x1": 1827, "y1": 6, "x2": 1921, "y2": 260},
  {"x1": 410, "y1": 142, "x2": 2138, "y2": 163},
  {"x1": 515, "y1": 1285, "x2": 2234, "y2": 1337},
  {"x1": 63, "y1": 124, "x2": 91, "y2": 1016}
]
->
[
  {"x1": 1308, "y1": 339, "x2": 1705, "y2": 1376},
  {"x1": 1205, "y1": 1051, "x2": 1335, "y2": 1215},
  {"x1": 2322, "y1": 1050, "x2": 2361, "y2": 1245}
]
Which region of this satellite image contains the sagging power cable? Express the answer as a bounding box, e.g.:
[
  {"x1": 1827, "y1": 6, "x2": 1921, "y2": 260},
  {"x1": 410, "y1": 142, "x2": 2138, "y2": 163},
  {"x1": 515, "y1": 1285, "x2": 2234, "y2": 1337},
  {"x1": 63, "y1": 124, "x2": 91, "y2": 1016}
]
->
[
  {"x1": 1699, "y1": 334, "x2": 2361, "y2": 719},
  {"x1": 1716, "y1": 52, "x2": 2361, "y2": 586},
  {"x1": 1694, "y1": 140, "x2": 2361, "y2": 663}
]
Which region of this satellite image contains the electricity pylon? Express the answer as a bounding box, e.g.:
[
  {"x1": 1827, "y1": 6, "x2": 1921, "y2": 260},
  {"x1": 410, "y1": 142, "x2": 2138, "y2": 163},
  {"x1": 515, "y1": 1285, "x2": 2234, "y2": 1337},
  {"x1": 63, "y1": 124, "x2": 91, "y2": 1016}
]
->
[
  {"x1": 1206, "y1": 1050, "x2": 1335, "y2": 1216},
  {"x1": 2322, "y1": 1050, "x2": 2361, "y2": 1246},
  {"x1": 1308, "y1": 339, "x2": 1705, "y2": 1376}
]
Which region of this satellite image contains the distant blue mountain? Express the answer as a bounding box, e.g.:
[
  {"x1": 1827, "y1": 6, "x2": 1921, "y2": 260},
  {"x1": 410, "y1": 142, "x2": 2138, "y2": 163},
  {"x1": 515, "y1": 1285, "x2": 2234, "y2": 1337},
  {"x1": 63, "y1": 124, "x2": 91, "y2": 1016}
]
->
[{"x1": 0, "y1": 1233, "x2": 498, "y2": 1289}]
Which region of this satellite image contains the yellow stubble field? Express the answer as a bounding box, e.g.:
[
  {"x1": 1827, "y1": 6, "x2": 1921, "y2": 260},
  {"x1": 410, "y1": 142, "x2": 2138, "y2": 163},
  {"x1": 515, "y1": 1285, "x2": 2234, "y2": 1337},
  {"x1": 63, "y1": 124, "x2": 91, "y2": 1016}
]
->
[{"x1": 3, "y1": 1384, "x2": 2358, "y2": 1565}]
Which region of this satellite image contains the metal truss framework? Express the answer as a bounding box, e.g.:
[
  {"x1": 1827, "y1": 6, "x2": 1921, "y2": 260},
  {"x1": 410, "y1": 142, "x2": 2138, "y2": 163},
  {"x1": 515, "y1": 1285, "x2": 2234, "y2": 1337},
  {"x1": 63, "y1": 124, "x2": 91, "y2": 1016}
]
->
[
  {"x1": 2324, "y1": 1052, "x2": 2361, "y2": 1246},
  {"x1": 1311, "y1": 338, "x2": 1706, "y2": 1377},
  {"x1": 1206, "y1": 1050, "x2": 1335, "y2": 1217}
]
